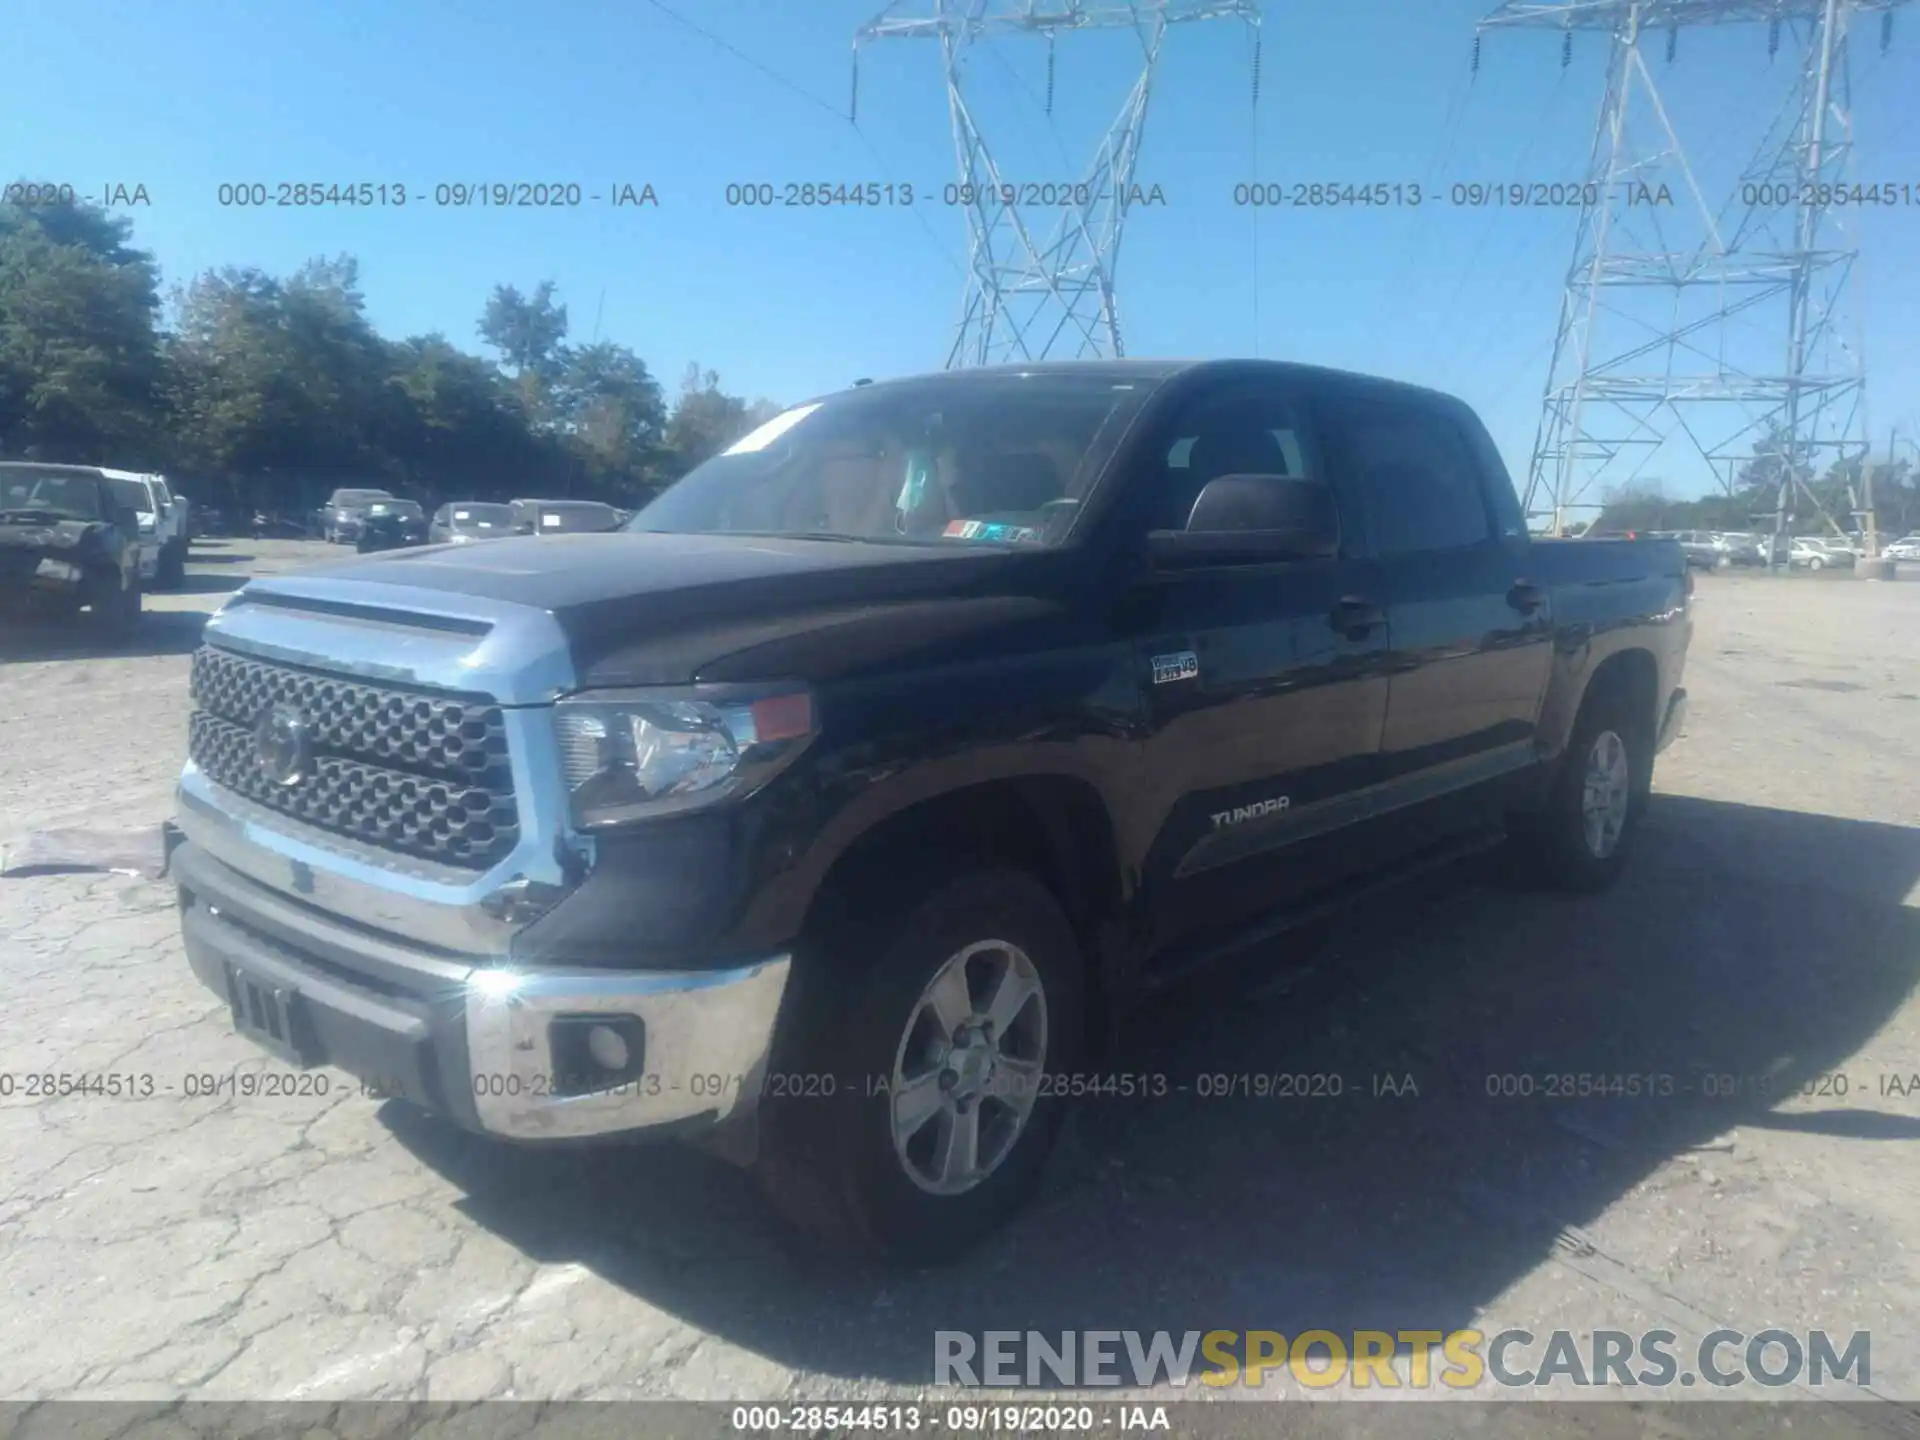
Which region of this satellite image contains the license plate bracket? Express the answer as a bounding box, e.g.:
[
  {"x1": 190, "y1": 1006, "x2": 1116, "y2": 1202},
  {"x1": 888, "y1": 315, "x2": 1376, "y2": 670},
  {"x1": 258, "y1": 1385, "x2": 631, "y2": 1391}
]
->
[{"x1": 224, "y1": 964, "x2": 313, "y2": 1066}]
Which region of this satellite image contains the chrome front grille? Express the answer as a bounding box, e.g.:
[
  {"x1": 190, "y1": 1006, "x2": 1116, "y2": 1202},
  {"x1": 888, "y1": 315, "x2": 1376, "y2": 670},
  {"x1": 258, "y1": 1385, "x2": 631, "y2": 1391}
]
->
[{"x1": 187, "y1": 645, "x2": 520, "y2": 869}]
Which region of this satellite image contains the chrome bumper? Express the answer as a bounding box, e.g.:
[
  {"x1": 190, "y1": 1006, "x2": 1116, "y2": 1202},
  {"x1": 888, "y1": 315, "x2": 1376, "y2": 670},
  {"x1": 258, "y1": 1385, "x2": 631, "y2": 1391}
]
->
[
  {"x1": 466, "y1": 957, "x2": 792, "y2": 1140},
  {"x1": 1656, "y1": 687, "x2": 1688, "y2": 754},
  {"x1": 172, "y1": 836, "x2": 792, "y2": 1143}
]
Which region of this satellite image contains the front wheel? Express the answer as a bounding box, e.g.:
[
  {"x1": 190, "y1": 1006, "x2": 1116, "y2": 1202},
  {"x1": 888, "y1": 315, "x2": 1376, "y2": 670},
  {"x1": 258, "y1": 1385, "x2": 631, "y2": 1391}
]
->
[
  {"x1": 1808, "y1": 556, "x2": 1825, "y2": 571},
  {"x1": 155, "y1": 539, "x2": 187, "y2": 590},
  {"x1": 754, "y1": 867, "x2": 1084, "y2": 1263},
  {"x1": 81, "y1": 569, "x2": 140, "y2": 641}
]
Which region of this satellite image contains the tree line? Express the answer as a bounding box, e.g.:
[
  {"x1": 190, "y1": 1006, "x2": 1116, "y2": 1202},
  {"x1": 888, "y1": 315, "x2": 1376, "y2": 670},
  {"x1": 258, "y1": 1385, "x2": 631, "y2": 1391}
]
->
[
  {"x1": 0, "y1": 186, "x2": 783, "y2": 515},
  {"x1": 1587, "y1": 437, "x2": 1920, "y2": 543}
]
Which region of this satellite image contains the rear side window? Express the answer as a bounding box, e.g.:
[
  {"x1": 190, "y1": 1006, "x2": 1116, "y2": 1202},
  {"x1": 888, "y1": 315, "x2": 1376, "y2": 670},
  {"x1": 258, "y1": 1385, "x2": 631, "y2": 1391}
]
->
[{"x1": 1322, "y1": 396, "x2": 1491, "y2": 556}]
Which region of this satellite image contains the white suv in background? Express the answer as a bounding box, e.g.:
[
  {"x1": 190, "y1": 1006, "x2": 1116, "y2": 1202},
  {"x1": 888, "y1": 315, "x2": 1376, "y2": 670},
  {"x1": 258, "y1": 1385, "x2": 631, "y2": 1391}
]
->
[{"x1": 99, "y1": 468, "x2": 188, "y2": 589}]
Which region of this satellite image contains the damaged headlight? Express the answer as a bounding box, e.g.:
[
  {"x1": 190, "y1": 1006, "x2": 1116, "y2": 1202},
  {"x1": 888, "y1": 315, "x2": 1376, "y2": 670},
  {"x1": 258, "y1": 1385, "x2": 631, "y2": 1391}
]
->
[{"x1": 552, "y1": 687, "x2": 816, "y2": 829}]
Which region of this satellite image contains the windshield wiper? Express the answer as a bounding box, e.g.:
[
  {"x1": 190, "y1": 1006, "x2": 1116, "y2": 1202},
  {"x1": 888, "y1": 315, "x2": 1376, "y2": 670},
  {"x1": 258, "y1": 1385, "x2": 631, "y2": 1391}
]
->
[{"x1": 0, "y1": 508, "x2": 85, "y2": 525}]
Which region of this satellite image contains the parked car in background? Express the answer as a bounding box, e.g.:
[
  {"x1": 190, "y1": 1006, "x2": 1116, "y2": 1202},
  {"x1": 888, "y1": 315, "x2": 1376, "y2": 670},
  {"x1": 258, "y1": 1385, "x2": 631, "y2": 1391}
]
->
[
  {"x1": 354, "y1": 499, "x2": 429, "y2": 553},
  {"x1": 1801, "y1": 537, "x2": 1856, "y2": 567},
  {"x1": 429, "y1": 502, "x2": 517, "y2": 545},
  {"x1": 1664, "y1": 530, "x2": 1733, "y2": 569},
  {"x1": 1787, "y1": 538, "x2": 1838, "y2": 570},
  {"x1": 0, "y1": 462, "x2": 145, "y2": 637},
  {"x1": 321, "y1": 488, "x2": 396, "y2": 544},
  {"x1": 508, "y1": 498, "x2": 626, "y2": 535},
  {"x1": 1883, "y1": 533, "x2": 1920, "y2": 562}
]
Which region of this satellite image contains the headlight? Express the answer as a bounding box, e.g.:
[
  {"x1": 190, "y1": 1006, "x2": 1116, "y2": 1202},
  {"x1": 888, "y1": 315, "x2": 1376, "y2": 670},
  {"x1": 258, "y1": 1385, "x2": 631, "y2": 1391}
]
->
[{"x1": 553, "y1": 687, "x2": 816, "y2": 829}]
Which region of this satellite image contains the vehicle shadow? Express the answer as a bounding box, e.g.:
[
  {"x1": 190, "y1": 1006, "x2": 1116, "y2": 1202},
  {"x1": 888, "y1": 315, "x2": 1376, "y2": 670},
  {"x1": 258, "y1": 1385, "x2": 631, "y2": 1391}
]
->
[
  {"x1": 383, "y1": 795, "x2": 1920, "y2": 1385},
  {"x1": 0, "y1": 609, "x2": 207, "y2": 664}
]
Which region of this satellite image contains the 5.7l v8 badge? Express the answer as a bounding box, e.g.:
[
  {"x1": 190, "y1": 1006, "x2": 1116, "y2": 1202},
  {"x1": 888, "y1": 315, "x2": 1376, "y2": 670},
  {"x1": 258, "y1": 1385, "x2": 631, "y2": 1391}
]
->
[{"x1": 1150, "y1": 650, "x2": 1200, "y2": 686}]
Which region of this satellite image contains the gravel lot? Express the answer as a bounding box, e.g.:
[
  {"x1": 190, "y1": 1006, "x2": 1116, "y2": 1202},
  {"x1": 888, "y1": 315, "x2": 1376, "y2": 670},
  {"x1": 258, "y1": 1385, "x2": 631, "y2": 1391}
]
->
[{"x1": 1, "y1": 541, "x2": 1917, "y2": 1417}]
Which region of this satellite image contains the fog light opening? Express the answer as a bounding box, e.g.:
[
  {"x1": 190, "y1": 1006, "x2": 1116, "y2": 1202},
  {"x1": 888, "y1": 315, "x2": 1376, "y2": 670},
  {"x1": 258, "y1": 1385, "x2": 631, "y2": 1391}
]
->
[{"x1": 547, "y1": 1013, "x2": 647, "y2": 1097}]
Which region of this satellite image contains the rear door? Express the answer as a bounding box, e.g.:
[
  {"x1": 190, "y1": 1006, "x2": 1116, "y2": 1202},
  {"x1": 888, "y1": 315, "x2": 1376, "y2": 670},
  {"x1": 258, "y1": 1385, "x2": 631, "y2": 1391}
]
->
[
  {"x1": 1120, "y1": 378, "x2": 1393, "y2": 961},
  {"x1": 1316, "y1": 388, "x2": 1554, "y2": 850}
]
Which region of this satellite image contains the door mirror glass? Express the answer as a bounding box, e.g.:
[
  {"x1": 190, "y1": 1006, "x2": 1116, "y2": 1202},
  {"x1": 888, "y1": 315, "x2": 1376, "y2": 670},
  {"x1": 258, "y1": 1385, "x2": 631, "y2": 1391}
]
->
[{"x1": 1147, "y1": 474, "x2": 1339, "y2": 570}]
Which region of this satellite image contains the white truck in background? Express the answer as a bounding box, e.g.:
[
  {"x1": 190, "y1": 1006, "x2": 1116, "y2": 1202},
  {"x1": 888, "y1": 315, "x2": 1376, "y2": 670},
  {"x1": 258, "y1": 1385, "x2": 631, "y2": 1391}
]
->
[{"x1": 100, "y1": 468, "x2": 189, "y2": 590}]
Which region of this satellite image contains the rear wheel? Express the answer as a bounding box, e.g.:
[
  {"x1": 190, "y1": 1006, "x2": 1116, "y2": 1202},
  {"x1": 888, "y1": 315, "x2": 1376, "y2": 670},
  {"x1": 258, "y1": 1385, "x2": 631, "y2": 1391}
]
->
[
  {"x1": 754, "y1": 867, "x2": 1084, "y2": 1263},
  {"x1": 1528, "y1": 686, "x2": 1650, "y2": 892}
]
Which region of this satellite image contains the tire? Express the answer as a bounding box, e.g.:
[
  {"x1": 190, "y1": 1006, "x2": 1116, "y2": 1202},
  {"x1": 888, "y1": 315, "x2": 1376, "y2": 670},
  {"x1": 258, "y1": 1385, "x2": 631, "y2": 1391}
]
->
[
  {"x1": 754, "y1": 867, "x2": 1085, "y2": 1263},
  {"x1": 155, "y1": 539, "x2": 187, "y2": 591},
  {"x1": 81, "y1": 569, "x2": 140, "y2": 641},
  {"x1": 1809, "y1": 556, "x2": 1825, "y2": 571},
  {"x1": 1528, "y1": 685, "x2": 1650, "y2": 893}
]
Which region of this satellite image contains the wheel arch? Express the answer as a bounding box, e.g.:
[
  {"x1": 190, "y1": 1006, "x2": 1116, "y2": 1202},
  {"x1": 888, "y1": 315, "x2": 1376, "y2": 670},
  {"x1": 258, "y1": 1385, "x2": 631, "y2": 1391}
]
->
[{"x1": 795, "y1": 773, "x2": 1129, "y2": 1053}]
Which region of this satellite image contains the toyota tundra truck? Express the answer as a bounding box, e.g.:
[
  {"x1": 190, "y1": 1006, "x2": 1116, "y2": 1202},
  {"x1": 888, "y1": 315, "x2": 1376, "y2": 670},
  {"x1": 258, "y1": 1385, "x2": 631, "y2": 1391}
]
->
[{"x1": 166, "y1": 360, "x2": 1692, "y2": 1261}]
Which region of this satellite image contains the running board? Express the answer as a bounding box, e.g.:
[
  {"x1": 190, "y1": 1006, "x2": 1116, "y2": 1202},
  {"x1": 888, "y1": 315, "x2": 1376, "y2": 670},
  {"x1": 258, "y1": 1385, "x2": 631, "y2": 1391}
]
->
[{"x1": 1140, "y1": 827, "x2": 1510, "y2": 994}]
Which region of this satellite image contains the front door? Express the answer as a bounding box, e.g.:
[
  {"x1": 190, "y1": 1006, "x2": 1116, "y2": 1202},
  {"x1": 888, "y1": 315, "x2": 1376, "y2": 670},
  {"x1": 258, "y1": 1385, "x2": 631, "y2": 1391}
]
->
[{"x1": 1117, "y1": 382, "x2": 1392, "y2": 962}]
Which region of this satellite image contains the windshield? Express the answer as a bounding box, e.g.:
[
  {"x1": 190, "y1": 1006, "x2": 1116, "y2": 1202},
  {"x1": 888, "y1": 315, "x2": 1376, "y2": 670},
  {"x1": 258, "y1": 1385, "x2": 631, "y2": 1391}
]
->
[
  {"x1": 366, "y1": 500, "x2": 423, "y2": 519},
  {"x1": 332, "y1": 490, "x2": 391, "y2": 508},
  {"x1": 0, "y1": 468, "x2": 105, "y2": 521},
  {"x1": 629, "y1": 374, "x2": 1153, "y2": 547},
  {"x1": 443, "y1": 503, "x2": 513, "y2": 531}
]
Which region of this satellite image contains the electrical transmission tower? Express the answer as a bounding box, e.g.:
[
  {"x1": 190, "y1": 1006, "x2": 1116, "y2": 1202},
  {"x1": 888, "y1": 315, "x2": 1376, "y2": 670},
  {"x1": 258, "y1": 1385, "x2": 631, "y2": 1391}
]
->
[
  {"x1": 854, "y1": 0, "x2": 1261, "y2": 369},
  {"x1": 1479, "y1": 0, "x2": 1911, "y2": 553}
]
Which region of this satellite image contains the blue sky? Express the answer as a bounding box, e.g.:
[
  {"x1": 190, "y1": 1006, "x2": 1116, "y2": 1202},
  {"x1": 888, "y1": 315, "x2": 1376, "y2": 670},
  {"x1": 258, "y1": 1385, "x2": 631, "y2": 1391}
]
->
[{"x1": 7, "y1": 0, "x2": 1918, "y2": 501}]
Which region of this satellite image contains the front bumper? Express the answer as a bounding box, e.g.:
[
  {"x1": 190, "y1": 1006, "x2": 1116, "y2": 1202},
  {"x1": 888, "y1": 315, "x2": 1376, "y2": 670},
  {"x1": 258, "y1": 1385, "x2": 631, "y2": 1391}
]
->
[{"x1": 171, "y1": 837, "x2": 792, "y2": 1142}]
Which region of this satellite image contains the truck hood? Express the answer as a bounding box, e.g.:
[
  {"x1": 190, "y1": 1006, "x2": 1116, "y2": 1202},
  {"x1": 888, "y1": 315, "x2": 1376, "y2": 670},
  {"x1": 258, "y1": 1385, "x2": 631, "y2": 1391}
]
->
[
  {"x1": 215, "y1": 531, "x2": 1071, "y2": 698},
  {"x1": 0, "y1": 518, "x2": 100, "y2": 555}
]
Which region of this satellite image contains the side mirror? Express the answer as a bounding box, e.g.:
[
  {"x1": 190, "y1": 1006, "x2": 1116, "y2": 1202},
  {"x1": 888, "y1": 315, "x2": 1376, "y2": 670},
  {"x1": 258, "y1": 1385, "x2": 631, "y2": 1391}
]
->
[{"x1": 1147, "y1": 475, "x2": 1339, "y2": 571}]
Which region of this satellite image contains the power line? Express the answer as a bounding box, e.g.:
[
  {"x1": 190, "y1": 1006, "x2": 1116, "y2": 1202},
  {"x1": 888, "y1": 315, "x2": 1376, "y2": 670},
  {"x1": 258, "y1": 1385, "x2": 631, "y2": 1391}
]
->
[{"x1": 639, "y1": 0, "x2": 966, "y2": 281}]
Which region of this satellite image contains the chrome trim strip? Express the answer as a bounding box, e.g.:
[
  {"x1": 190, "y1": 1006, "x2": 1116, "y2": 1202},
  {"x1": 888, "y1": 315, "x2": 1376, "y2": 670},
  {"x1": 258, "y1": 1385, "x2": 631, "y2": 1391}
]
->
[
  {"x1": 206, "y1": 576, "x2": 576, "y2": 705},
  {"x1": 175, "y1": 703, "x2": 582, "y2": 955},
  {"x1": 466, "y1": 956, "x2": 793, "y2": 1139}
]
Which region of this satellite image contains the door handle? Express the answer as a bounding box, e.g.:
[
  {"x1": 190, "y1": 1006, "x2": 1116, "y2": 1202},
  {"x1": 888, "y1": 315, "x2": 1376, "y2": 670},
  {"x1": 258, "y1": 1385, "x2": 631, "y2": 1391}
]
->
[
  {"x1": 1508, "y1": 581, "x2": 1547, "y2": 613},
  {"x1": 1329, "y1": 596, "x2": 1385, "y2": 636}
]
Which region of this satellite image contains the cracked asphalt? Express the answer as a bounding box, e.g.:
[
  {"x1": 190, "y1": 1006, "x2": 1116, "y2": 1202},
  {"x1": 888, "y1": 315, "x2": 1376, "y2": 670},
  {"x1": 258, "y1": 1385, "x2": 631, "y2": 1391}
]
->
[{"x1": 1, "y1": 541, "x2": 1917, "y2": 1416}]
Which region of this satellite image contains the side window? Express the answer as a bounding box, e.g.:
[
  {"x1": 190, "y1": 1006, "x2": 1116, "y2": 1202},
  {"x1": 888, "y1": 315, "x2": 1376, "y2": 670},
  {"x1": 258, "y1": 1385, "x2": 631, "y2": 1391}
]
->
[
  {"x1": 1322, "y1": 395, "x2": 1491, "y2": 556},
  {"x1": 1144, "y1": 388, "x2": 1321, "y2": 534}
]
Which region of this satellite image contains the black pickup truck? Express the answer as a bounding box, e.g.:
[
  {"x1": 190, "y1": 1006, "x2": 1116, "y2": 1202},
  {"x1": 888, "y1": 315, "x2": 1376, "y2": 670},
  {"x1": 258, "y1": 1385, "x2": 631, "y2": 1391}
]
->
[
  {"x1": 0, "y1": 462, "x2": 145, "y2": 638},
  {"x1": 167, "y1": 360, "x2": 1691, "y2": 1261}
]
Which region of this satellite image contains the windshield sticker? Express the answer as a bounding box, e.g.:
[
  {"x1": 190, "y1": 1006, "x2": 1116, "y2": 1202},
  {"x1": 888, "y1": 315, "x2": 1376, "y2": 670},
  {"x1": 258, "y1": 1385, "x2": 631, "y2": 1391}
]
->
[
  {"x1": 942, "y1": 519, "x2": 1041, "y2": 544},
  {"x1": 541, "y1": 513, "x2": 562, "y2": 527},
  {"x1": 724, "y1": 403, "x2": 822, "y2": 456},
  {"x1": 453, "y1": 509, "x2": 470, "y2": 519}
]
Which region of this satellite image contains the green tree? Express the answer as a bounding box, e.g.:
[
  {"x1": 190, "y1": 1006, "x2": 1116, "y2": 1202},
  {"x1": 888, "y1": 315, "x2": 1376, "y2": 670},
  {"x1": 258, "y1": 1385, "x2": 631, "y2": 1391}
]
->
[
  {"x1": 478, "y1": 281, "x2": 568, "y2": 427},
  {"x1": 553, "y1": 342, "x2": 670, "y2": 494},
  {"x1": 664, "y1": 362, "x2": 782, "y2": 475},
  {"x1": 0, "y1": 186, "x2": 164, "y2": 461}
]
